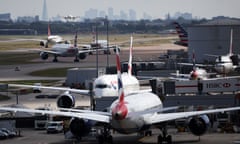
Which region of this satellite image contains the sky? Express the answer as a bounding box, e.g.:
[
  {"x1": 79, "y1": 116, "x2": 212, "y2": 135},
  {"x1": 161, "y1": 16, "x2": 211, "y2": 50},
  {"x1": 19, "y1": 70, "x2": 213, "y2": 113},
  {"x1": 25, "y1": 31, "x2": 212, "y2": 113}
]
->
[{"x1": 1, "y1": 0, "x2": 240, "y2": 20}]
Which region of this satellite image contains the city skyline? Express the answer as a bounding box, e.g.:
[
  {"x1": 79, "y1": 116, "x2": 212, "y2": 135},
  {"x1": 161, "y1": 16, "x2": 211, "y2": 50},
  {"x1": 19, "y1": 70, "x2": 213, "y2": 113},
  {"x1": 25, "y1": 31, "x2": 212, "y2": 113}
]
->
[{"x1": 0, "y1": 0, "x2": 240, "y2": 20}]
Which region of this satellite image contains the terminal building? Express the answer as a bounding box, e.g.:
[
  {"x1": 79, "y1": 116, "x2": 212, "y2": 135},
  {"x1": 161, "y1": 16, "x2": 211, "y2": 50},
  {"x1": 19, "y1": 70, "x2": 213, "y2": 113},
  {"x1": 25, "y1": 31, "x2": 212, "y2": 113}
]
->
[{"x1": 188, "y1": 19, "x2": 240, "y2": 63}]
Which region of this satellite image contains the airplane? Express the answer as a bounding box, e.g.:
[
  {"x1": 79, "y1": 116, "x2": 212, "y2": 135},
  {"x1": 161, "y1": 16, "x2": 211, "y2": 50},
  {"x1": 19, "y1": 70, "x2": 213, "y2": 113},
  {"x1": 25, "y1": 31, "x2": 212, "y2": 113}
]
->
[
  {"x1": 93, "y1": 36, "x2": 149, "y2": 97},
  {"x1": 173, "y1": 22, "x2": 188, "y2": 47},
  {"x1": 0, "y1": 23, "x2": 65, "y2": 48},
  {"x1": 35, "y1": 31, "x2": 93, "y2": 62},
  {"x1": 39, "y1": 22, "x2": 66, "y2": 48},
  {"x1": 1, "y1": 48, "x2": 240, "y2": 144},
  {"x1": 63, "y1": 15, "x2": 80, "y2": 21},
  {"x1": 8, "y1": 36, "x2": 149, "y2": 109},
  {"x1": 205, "y1": 29, "x2": 240, "y2": 75},
  {"x1": 171, "y1": 49, "x2": 215, "y2": 80},
  {"x1": 80, "y1": 29, "x2": 119, "y2": 55}
]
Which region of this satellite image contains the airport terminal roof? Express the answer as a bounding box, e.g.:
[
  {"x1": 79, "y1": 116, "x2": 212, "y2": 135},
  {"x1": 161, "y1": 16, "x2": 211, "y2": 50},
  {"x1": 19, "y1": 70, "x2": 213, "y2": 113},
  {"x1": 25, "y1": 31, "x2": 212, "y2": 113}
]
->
[{"x1": 196, "y1": 18, "x2": 240, "y2": 26}]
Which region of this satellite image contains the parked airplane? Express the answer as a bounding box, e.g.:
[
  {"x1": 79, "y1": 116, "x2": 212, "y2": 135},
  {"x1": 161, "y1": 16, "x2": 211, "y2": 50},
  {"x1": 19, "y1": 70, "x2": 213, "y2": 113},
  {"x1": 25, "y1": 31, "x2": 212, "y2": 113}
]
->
[
  {"x1": 1, "y1": 49, "x2": 240, "y2": 144},
  {"x1": 205, "y1": 29, "x2": 240, "y2": 75},
  {"x1": 173, "y1": 22, "x2": 188, "y2": 47},
  {"x1": 80, "y1": 29, "x2": 119, "y2": 55},
  {"x1": 172, "y1": 50, "x2": 215, "y2": 80}
]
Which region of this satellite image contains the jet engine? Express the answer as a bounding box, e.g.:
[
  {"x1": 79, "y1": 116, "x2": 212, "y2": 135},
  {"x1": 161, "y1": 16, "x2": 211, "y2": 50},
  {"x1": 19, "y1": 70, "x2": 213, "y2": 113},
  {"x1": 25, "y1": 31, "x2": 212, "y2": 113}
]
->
[
  {"x1": 40, "y1": 41, "x2": 48, "y2": 48},
  {"x1": 187, "y1": 115, "x2": 210, "y2": 136},
  {"x1": 69, "y1": 118, "x2": 94, "y2": 139},
  {"x1": 78, "y1": 53, "x2": 87, "y2": 60},
  {"x1": 57, "y1": 91, "x2": 75, "y2": 108},
  {"x1": 230, "y1": 55, "x2": 239, "y2": 66},
  {"x1": 40, "y1": 52, "x2": 49, "y2": 60}
]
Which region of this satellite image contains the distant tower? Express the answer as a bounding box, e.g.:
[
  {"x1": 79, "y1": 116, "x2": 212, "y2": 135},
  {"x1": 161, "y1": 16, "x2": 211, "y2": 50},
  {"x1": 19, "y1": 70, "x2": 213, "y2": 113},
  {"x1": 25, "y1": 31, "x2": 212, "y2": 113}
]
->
[{"x1": 42, "y1": 0, "x2": 48, "y2": 21}]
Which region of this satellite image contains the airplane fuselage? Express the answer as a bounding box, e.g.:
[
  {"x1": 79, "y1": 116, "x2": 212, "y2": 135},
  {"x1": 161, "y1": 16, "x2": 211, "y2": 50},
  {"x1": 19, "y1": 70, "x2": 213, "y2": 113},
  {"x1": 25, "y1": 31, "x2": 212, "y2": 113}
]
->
[
  {"x1": 51, "y1": 44, "x2": 79, "y2": 57},
  {"x1": 214, "y1": 55, "x2": 234, "y2": 74},
  {"x1": 48, "y1": 35, "x2": 64, "y2": 43},
  {"x1": 110, "y1": 92, "x2": 162, "y2": 134},
  {"x1": 94, "y1": 73, "x2": 140, "y2": 98}
]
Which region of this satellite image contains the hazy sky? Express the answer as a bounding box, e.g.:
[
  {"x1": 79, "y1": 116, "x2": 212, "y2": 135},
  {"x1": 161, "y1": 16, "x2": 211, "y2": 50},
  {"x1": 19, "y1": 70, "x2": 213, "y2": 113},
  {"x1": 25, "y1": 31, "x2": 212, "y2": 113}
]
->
[{"x1": 1, "y1": 0, "x2": 240, "y2": 20}]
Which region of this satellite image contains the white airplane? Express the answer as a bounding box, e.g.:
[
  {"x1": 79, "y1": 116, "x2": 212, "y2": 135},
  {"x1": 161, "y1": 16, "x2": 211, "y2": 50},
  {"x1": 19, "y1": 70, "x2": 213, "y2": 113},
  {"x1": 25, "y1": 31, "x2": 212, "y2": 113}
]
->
[
  {"x1": 172, "y1": 50, "x2": 215, "y2": 80},
  {"x1": 1, "y1": 49, "x2": 240, "y2": 144},
  {"x1": 8, "y1": 36, "x2": 148, "y2": 109},
  {"x1": 205, "y1": 29, "x2": 240, "y2": 75},
  {"x1": 93, "y1": 36, "x2": 151, "y2": 97},
  {"x1": 80, "y1": 30, "x2": 119, "y2": 55},
  {"x1": 63, "y1": 15, "x2": 80, "y2": 21},
  {"x1": 35, "y1": 31, "x2": 93, "y2": 62},
  {"x1": 39, "y1": 22, "x2": 66, "y2": 48}
]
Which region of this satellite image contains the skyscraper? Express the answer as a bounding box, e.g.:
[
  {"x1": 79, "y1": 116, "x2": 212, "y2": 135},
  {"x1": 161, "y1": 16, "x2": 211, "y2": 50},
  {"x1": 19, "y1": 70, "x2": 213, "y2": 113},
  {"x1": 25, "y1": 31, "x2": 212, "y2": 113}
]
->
[{"x1": 42, "y1": 0, "x2": 48, "y2": 21}]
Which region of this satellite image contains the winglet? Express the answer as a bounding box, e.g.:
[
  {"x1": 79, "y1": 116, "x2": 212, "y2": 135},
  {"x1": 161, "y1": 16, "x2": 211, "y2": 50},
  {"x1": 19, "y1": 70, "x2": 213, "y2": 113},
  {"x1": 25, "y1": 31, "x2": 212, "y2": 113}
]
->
[
  {"x1": 128, "y1": 36, "x2": 133, "y2": 75},
  {"x1": 116, "y1": 48, "x2": 124, "y2": 103}
]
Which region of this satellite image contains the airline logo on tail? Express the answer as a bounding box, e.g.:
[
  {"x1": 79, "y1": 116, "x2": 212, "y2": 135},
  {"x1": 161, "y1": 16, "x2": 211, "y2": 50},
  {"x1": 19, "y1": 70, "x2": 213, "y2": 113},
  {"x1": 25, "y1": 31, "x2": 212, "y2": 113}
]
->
[
  {"x1": 116, "y1": 49, "x2": 124, "y2": 102},
  {"x1": 173, "y1": 22, "x2": 188, "y2": 47},
  {"x1": 112, "y1": 48, "x2": 128, "y2": 120}
]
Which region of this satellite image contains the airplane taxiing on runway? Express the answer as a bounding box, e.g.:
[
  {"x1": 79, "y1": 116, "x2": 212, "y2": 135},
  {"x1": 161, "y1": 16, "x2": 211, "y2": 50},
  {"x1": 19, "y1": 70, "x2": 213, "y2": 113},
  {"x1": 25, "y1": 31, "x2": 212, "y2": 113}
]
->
[
  {"x1": 8, "y1": 36, "x2": 151, "y2": 108},
  {"x1": 1, "y1": 48, "x2": 240, "y2": 144}
]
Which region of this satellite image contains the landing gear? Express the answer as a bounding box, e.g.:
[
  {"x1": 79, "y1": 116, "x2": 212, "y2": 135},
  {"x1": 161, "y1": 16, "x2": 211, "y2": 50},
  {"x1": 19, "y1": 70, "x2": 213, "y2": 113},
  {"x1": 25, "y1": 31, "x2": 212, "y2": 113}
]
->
[
  {"x1": 53, "y1": 55, "x2": 58, "y2": 62},
  {"x1": 97, "y1": 126, "x2": 113, "y2": 144},
  {"x1": 157, "y1": 126, "x2": 172, "y2": 144},
  {"x1": 74, "y1": 55, "x2": 79, "y2": 62}
]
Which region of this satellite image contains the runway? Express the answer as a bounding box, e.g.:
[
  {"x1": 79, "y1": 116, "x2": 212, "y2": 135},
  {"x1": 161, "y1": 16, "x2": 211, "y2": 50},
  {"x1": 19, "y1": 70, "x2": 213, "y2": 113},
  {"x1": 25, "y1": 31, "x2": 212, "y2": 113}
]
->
[{"x1": 0, "y1": 43, "x2": 186, "y2": 81}]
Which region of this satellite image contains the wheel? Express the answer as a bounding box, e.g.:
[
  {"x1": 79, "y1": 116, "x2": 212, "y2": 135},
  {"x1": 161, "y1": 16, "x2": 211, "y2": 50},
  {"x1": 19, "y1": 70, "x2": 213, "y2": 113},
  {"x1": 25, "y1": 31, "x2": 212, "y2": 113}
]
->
[
  {"x1": 166, "y1": 135, "x2": 172, "y2": 144},
  {"x1": 97, "y1": 135, "x2": 104, "y2": 144},
  {"x1": 74, "y1": 59, "x2": 79, "y2": 62},
  {"x1": 157, "y1": 135, "x2": 163, "y2": 144},
  {"x1": 53, "y1": 58, "x2": 58, "y2": 62},
  {"x1": 107, "y1": 135, "x2": 113, "y2": 144}
]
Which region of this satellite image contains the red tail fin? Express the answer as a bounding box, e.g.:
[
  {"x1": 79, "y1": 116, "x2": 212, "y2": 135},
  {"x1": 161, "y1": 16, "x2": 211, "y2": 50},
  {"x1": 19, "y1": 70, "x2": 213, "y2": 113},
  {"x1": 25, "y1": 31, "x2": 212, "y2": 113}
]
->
[
  {"x1": 48, "y1": 22, "x2": 51, "y2": 36},
  {"x1": 116, "y1": 48, "x2": 124, "y2": 103}
]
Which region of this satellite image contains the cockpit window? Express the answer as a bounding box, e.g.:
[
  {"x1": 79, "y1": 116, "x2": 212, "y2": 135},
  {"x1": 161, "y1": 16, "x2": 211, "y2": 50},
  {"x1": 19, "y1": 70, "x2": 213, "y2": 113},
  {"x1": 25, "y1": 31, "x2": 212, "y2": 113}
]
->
[{"x1": 95, "y1": 84, "x2": 109, "y2": 89}]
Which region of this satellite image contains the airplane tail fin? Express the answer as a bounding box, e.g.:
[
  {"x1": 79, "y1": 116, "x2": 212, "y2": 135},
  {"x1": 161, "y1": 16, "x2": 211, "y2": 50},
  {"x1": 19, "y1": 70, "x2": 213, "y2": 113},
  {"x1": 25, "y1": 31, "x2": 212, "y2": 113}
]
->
[
  {"x1": 229, "y1": 29, "x2": 233, "y2": 55},
  {"x1": 48, "y1": 22, "x2": 51, "y2": 36},
  {"x1": 173, "y1": 22, "x2": 188, "y2": 47},
  {"x1": 116, "y1": 48, "x2": 125, "y2": 103},
  {"x1": 128, "y1": 36, "x2": 133, "y2": 75},
  {"x1": 192, "y1": 49, "x2": 196, "y2": 70},
  {"x1": 74, "y1": 31, "x2": 78, "y2": 47}
]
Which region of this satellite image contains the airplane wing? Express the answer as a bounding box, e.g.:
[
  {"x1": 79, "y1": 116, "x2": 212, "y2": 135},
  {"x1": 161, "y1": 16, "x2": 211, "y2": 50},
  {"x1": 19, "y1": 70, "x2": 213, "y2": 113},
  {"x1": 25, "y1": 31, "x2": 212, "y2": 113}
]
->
[
  {"x1": 146, "y1": 106, "x2": 240, "y2": 124},
  {"x1": 9, "y1": 84, "x2": 90, "y2": 95},
  {"x1": 0, "y1": 39, "x2": 45, "y2": 43},
  {"x1": 0, "y1": 107, "x2": 110, "y2": 123},
  {"x1": 31, "y1": 49, "x2": 62, "y2": 55}
]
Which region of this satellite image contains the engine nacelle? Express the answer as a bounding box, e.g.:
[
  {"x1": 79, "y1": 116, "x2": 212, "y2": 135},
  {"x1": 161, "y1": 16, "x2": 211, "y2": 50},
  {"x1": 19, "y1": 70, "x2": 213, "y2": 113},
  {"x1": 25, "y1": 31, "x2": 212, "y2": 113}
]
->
[
  {"x1": 230, "y1": 55, "x2": 239, "y2": 66},
  {"x1": 40, "y1": 52, "x2": 49, "y2": 60},
  {"x1": 57, "y1": 91, "x2": 75, "y2": 108},
  {"x1": 187, "y1": 115, "x2": 210, "y2": 136},
  {"x1": 69, "y1": 118, "x2": 93, "y2": 139},
  {"x1": 78, "y1": 53, "x2": 87, "y2": 60},
  {"x1": 40, "y1": 41, "x2": 48, "y2": 48}
]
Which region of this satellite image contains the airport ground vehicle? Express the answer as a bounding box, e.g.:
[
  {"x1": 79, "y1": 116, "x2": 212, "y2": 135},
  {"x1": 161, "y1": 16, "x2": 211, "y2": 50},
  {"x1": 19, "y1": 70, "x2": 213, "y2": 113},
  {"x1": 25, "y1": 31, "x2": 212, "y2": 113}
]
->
[{"x1": 46, "y1": 121, "x2": 63, "y2": 133}]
